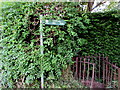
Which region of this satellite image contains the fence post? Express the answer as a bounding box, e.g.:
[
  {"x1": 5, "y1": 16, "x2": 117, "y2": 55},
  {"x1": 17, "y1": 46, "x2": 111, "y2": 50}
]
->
[
  {"x1": 75, "y1": 57, "x2": 78, "y2": 79},
  {"x1": 90, "y1": 63, "x2": 95, "y2": 88},
  {"x1": 79, "y1": 57, "x2": 82, "y2": 80},
  {"x1": 118, "y1": 68, "x2": 120, "y2": 89}
]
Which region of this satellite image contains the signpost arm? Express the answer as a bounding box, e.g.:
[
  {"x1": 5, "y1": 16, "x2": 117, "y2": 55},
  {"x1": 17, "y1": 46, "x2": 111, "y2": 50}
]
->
[{"x1": 40, "y1": 15, "x2": 44, "y2": 88}]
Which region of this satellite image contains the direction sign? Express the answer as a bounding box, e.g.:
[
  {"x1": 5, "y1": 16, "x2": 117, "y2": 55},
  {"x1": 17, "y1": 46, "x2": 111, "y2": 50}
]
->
[
  {"x1": 39, "y1": 15, "x2": 66, "y2": 88},
  {"x1": 44, "y1": 20, "x2": 66, "y2": 25}
]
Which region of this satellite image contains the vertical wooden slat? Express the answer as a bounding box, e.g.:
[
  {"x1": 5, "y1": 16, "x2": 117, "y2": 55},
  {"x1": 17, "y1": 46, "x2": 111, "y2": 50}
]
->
[
  {"x1": 107, "y1": 57, "x2": 110, "y2": 87},
  {"x1": 113, "y1": 69, "x2": 116, "y2": 88},
  {"x1": 79, "y1": 57, "x2": 82, "y2": 81},
  {"x1": 87, "y1": 58, "x2": 90, "y2": 80},
  {"x1": 113, "y1": 66, "x2": 117, "y2": 88},
  {"x1": 73, "y1": 57, "x2": 76, "y2": 78},
  {"x1": 106, "y1": 57, "x2": 109, "y2": 86},
  {"x1": 98, "y1": 54, "x2": 101, "y2": 81},
  {"x1": 75, "y1": 57, "x2": 78, "y2": 79},
  {"x1": 106, "y1": 59, "x2": 108, "y2": 86},
  {"x1": 110, "y1": 65, "x2": 113, "y2": 87},
  {"x1": 90, "y1": 64, "x2": 95, "y2": 88},
  {"x1": 94, "y1": 57, "x2": 96, "y2": 81},
  {"x1": 114, "y1": 65, "x2": 117, "y2": 88},
  {"x1": 103, "y1": 57, "x2": 105, "y2": 84},
  {"x1": 83, "y1": 58, "x2": 86, "y2": 81},
  {"x1": 107, "y1": 64, "x2": 110, "y2": 87}
]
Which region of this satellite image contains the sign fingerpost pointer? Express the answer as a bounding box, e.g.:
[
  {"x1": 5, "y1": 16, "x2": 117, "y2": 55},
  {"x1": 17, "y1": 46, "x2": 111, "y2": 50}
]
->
[{"x1": 39, "y1": 15, "x2": 66, "y2": 88}]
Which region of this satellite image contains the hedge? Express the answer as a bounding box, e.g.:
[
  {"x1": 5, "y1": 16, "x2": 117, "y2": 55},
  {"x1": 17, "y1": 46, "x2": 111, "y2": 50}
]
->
[{"x1": 0, "y1": 2, "x2": 120, "y2": 87}]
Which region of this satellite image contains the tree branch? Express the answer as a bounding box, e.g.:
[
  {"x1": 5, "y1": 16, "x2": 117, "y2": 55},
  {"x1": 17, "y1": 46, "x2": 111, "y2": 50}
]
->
[{"x1": 91, "y1": 1, "x2": 107, "y2": 11}]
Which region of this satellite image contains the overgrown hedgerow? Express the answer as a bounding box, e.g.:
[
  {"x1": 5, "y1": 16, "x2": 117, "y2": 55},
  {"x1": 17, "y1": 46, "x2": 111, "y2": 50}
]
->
[{"x1": 0, "y1": 2, "x2": 120, "y2": 88}]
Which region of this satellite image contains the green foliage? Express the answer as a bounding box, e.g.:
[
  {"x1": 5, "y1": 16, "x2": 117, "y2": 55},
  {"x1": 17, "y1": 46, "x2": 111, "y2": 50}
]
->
[
  {"x1": 1, "y1": 2, "x2": 120, "y2": 88},
  {"x1": 105, "y1": 2, "x2": 119, "y2": 11},
  {"x1": 79, "y1": 10, "x2": 120, "y2": 65},
  {"x1": 1, "y1": 2, "x2": 87, "y2": 87},
  {"x1": 45, "y1": 77, "x2": 85, "y2": 88}
]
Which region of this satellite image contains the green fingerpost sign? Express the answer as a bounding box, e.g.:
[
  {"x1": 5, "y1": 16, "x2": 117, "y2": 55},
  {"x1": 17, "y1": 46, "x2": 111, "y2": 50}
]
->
[
  {"x1": 44, "y1": 20, "x2": 66, "y2": 25},
  {"x1": 39, "y1": 15, "x2": 66, "y2": 88}
]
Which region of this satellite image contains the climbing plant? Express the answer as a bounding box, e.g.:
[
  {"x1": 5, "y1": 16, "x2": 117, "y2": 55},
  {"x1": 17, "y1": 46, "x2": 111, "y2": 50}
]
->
[{"x1": 1, "y1": 2, "x2": 120, "y2": 88}]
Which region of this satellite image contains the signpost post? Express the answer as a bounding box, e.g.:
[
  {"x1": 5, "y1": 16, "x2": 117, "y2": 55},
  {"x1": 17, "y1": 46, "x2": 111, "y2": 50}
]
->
[
  {"x1": 39, "y1": 15, "x2": 66, "y2": 88},
  {"x1": 39, "y1": 15, "x2": 44, "y2": 89}
]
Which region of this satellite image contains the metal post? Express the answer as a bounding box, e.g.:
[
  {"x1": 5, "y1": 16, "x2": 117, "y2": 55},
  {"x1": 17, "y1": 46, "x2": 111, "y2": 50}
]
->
[{"x1": 40, "y1": 15, "x2": 44, "y2": 88}]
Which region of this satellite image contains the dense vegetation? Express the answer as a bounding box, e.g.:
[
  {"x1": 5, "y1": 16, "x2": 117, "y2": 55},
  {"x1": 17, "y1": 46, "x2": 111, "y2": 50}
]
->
[
  {"x1": 79, "y1": 11, "x2": 120, "y2": 64},
  {"x1": 0, "y1": 2, "x2": 120, "y2": 88}
]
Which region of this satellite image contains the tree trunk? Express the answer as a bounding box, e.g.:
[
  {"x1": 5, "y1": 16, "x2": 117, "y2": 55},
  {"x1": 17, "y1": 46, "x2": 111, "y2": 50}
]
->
[{"x1": 87, "y1": 0, "x2": 95, "y2": 12}]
